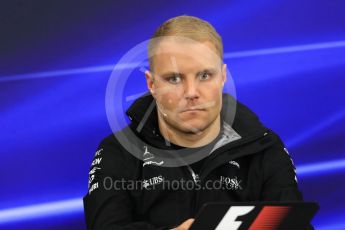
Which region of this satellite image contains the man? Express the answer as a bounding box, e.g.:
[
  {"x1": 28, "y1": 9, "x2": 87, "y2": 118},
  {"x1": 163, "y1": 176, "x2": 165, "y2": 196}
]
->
[{"x1": 83, "y1": 15, "x2": 303, "y2": 230}]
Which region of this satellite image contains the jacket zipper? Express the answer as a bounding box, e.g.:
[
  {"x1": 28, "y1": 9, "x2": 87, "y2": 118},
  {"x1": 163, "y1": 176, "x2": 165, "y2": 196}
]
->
[
  {"x1": 185, "y1": 165, "x2": 200, "y2": 217},
  {"x1": 186, "y1": 165, "x2": 200, "y2": 184}
]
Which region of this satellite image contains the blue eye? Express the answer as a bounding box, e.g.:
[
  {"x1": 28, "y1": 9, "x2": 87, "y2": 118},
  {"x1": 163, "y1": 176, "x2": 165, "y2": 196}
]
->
[
  {"x1": 168, "y1": 75, "x2": 182, "y2": 84},
  {"x1": 199, "y1": 72, "x2": 211, "y2": 80}
]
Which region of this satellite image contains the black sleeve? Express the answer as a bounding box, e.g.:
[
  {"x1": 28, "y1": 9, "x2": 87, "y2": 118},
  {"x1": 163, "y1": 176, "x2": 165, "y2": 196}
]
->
[
  {"x1": 260, "y1": 135, "x2": 303, "y2": 201},
  {"x1": 260, "y1": 134, "x2": 314, "y2": 230},
  {"x1": 83, "y1": 137, "x2": 174, "y2": 230}
]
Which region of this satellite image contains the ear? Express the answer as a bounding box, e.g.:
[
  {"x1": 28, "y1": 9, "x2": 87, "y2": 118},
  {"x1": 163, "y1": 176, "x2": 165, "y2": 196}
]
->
[
  {"x1": 221, "y1": 63, "x2": 227, "y2": 86},
  {"x1": 145, "y1": 70, "x2": 155, "y2": 96}
]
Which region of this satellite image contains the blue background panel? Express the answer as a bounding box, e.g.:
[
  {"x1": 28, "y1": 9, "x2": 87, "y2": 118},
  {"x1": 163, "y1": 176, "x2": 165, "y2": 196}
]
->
[{"x1": 1, "y1": 0, "x2": 344, "y2": 229}]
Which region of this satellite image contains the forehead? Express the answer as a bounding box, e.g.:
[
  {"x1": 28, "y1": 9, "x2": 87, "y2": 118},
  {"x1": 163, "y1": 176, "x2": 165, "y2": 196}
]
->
[{"x1": 152, "y1": 38, "x2": 221, "y2": 73}]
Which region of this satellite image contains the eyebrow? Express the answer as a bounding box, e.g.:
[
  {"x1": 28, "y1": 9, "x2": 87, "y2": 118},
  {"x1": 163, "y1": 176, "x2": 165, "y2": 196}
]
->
[
  {"x1": 196, "y1": 68, "x2": 218, "y2": 76},
  {"x1": 159, "y1": 71, "x2": 184, "y2": 79},
  {"x1": 159, "y1": 68, "x2": 218, "y2": 78}
]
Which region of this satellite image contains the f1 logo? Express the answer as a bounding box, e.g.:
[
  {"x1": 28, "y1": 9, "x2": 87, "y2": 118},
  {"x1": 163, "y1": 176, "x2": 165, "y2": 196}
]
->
[
  {"x1": 216, "y1": 206, "x2": 255, "y2": 230},
  {"x1": 216, "y1": 206, "x2": 290, "y2": 230}
]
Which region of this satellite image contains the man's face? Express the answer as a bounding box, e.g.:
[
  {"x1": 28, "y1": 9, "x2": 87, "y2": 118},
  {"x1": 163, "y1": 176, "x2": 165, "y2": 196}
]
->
[{"x1": 145, "y1": 38, "x2": 226, "y2": 134}]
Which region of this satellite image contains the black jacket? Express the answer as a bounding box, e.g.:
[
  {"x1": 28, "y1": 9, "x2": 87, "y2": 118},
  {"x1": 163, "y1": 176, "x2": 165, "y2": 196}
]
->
[{"x1": 83, "y1": 93, "x2": 303, "y2": 230}]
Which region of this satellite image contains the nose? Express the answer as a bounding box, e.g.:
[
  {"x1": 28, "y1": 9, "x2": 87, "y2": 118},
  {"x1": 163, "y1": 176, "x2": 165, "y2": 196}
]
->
[{"x1": 184, "y1": 78, "x2": 199, "y2": 100}]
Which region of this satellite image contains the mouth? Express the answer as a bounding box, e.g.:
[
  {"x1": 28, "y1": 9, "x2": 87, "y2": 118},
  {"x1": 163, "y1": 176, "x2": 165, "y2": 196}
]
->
[
  {"x1": 180, "y1": 101, "x2": 215, "y2": 113},
  {"x1": 180, "y1": 108, "x2": 206, "y2": 113}
]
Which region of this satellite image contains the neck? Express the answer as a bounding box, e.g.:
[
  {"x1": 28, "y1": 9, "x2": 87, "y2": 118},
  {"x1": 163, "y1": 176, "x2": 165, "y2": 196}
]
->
[{"x1": 158, "y1": 113, "x2": 221, "y2": 148}]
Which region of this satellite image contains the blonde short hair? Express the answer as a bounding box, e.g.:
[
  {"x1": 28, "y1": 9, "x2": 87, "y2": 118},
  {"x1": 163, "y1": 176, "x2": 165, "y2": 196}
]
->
[{"x1": 148, "y1": 15, "x2": 223, "y2": 70}]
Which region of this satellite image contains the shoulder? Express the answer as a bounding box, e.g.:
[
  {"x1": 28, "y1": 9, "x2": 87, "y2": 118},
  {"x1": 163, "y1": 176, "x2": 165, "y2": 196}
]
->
[
  {"x1": 263, "y1": 131, "x2": 293, "y2": 161},
  {"x1": 91, "y1": 132, "x2": 141, "y2": 179},
  {"x1": 260, "y1": 130, "x2": 297, "y2": 179}
]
